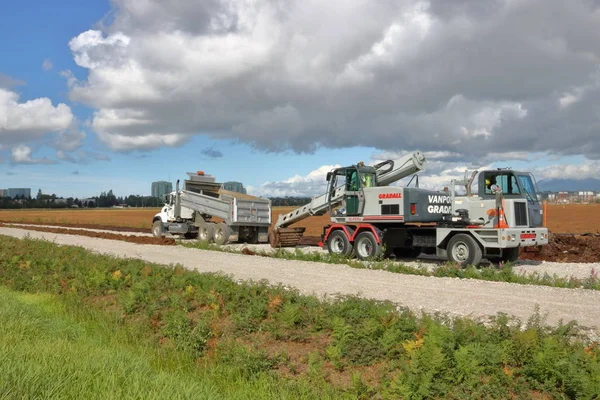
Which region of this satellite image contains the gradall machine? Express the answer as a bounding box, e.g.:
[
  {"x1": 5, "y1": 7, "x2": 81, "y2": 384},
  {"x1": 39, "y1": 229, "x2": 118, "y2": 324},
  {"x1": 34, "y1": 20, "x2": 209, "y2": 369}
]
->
[{"x1": 270, "y1": 151, "x2": 549, "y2": 266}]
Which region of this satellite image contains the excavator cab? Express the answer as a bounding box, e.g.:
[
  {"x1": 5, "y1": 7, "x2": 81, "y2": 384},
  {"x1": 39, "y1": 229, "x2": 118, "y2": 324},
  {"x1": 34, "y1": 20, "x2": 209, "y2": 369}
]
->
[{"x1": 327, "y1": 163, "x2": 378, "y2": 216}]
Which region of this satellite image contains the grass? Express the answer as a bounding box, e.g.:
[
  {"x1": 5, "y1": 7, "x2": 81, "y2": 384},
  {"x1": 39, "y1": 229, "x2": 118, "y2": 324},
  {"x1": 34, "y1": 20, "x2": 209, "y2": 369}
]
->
[
  {"x1": 0, "y1": 287, "x2": 341, "y2": 399},
  {"x1": 182, "y1": 240, "x2": 600, "y2": 292},
  {"x1": 1, "y1": 234, "x2": 600, "y2": 399}
]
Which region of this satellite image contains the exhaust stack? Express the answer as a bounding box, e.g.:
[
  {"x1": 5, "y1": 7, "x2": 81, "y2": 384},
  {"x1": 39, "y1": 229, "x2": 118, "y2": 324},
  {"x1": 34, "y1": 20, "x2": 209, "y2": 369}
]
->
[{"x1": 175, "y1": 179, "x2": 181, "y2": 219}]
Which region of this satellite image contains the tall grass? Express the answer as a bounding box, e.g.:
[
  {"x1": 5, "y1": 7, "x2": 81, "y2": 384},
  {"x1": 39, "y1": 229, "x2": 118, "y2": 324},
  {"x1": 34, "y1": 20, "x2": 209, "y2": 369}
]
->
[{"x1": 0, "y1": 287, "x2": 343, "y2": 400}]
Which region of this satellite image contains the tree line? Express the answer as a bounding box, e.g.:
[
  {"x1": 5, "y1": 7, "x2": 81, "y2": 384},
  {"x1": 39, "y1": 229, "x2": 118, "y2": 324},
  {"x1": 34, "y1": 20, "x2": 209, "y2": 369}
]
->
[
  {"x1": 0, "y1": 189, "x2": 164, "y2": 209},
  {"x1": 0, "y1": 190, "x2": 314, "y2": 209}
]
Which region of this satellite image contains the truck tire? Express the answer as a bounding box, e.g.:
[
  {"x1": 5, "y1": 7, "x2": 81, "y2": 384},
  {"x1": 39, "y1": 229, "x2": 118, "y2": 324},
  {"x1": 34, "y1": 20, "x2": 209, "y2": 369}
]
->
[
  {"x1": 247, "y1": 228, "x2": 259, "y2": 244},
  {"x1": 447, "y1": 234, "x2": 482, "y2": 267},
  {"x1": 327, "y1": 230, "x2": 353, "y2": 256},
  {"x1": 489, "y1": 247, "x2": 520, "y2": 264},
  {"x1": 354, "y1": 231, "x2": 382, "y2": 260},
  {"x1": 152, "y1": 220, "x2": 164, "y2": 238},
  {"x1": 197, "y1": 221, "x2": 215, "y2": 242},
  {"x1": 214, "y1": 222, "x2": 231, "y2": 245}
]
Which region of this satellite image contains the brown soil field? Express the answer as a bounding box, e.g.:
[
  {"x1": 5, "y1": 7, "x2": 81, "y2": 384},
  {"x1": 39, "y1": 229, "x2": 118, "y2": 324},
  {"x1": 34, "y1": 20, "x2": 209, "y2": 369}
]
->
[
  {"x1": 0, "y1": 208, "x2": 160, "y2": 229},
  {"x1": 0, "y1": 203, "x2": 598, "y2": 235},
  {"x1": 544, "y1": 203, "x2": 600, "y2": 234}
]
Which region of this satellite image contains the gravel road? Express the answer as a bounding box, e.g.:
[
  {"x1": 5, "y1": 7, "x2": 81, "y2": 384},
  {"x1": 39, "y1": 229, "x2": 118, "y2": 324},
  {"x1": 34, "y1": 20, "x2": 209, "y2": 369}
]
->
[
  {"x1": 6, "y1": 223, "x2": 599, "y2": 280},
  {"x1": 2, "y1": 226, "x2": 600, "y2": 336}
]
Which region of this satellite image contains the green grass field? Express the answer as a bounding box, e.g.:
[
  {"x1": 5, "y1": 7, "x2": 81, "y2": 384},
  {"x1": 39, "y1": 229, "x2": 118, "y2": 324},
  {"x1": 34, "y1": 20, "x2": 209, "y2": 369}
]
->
[
  {"x1": 1, "y1": 235, "x2": 599, "y2": 399},
  {"x1": 0, "y1": 287, "x2": 343, "y2": 400}
]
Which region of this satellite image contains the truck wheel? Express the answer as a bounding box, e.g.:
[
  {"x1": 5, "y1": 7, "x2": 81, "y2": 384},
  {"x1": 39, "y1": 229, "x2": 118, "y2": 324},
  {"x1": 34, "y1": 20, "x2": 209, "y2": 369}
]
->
[
  {"x1": 152, "y1": 220, "x2": 164, "y2": 238},
  {"x1": 247, "y1": 228, "x2": 259, "y2": 244},
  {"x1": 214, "y1": 222, "x2": 231, "y2": 245},
  {"x1": 489, "y1": 247, "x2": 520, "y2": 264},
  {"x1": 502, "y1": 247, "x2": 520, "y2": 262},
  {"x1": 354, "y1": 231, "x2": 382, "y2": 260},
  {"x1": 393, "y1": 247, "x2": 422, "y2": 259},
  {"x1": 447, "y1": 234, "x2": 482, "y2": 267},
  {"x1": 327, "y1": 230, "x2": 353, "y2": 256},
  {"x1": 197, "y1": 221, "x2": 215, "y2": 242}
]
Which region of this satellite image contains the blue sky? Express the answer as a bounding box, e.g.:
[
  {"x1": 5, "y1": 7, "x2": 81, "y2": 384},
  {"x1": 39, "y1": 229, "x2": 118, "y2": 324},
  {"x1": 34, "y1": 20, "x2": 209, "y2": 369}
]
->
[
  {"x1": 1, "y1": 0, "x2": 599, "y2": 199},
  {"x1": 0, "y1": 0, "x2": 378, "y2": 197}
]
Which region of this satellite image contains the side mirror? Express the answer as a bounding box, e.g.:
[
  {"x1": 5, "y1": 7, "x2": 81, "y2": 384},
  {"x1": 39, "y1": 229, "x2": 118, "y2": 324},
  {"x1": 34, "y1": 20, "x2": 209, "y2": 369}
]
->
[
  {"x1": 164, "y1": 195, "x2": 169, "y2": 203},
  {"x1": 326, "y1": 172, "x2": 332, "y2": 181}
]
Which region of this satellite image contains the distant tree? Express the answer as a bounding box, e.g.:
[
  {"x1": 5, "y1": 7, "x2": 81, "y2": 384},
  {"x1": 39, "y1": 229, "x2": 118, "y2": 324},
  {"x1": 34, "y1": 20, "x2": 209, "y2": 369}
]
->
[{"x1": 36, "y1": 189, "x2": 42, "y2": 200}]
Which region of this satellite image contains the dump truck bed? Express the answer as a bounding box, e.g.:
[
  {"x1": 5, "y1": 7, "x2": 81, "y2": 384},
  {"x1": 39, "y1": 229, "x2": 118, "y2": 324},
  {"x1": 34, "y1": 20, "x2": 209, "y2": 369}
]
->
[{"x1": 179, "y1": 182, "x2": 271, "y2": 227}]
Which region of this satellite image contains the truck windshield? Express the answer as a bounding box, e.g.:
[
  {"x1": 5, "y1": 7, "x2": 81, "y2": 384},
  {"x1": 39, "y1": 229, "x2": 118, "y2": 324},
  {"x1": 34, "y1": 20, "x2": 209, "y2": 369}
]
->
[{"x1": 517, "y1": 174, "x2": 540, "y2": 203}]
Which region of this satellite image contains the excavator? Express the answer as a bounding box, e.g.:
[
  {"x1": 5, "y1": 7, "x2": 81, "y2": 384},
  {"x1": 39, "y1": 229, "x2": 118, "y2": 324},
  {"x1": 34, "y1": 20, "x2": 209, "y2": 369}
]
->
[{"x1": 269, "y1": 151, "x2": 548, "y2": 266}]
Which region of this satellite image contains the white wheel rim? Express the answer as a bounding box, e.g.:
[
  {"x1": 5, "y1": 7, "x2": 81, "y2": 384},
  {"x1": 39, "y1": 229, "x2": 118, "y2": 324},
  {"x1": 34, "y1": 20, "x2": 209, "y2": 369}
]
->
[
  {"x1": 452, "y1": 241, "x2": 469, "y2": 262},
  {"x1": 357, "y1": 238, "x2": 373, "y2": 258},
  {"x1": 153, "y1": 225, "x2": 161, "y2": 236},
  {"x1": 330, "y1": 236, "x2": 344, "y2": 253}
]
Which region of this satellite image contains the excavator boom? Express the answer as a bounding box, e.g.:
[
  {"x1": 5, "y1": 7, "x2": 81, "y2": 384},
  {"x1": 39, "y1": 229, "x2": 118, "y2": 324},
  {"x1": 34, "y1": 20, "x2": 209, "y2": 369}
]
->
[{"x1": 272, "y1": 151, "x2": 427, "y2": 243}]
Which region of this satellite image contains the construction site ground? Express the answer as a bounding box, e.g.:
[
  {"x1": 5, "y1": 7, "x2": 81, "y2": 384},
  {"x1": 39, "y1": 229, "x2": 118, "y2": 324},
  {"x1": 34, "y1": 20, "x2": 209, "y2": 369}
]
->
[
  {"x1": 1, "y1": 203, "x2": 599, "y2": 263},
  {"x1": 2, "y1": 225, "x2": 599, "y2": 339}
]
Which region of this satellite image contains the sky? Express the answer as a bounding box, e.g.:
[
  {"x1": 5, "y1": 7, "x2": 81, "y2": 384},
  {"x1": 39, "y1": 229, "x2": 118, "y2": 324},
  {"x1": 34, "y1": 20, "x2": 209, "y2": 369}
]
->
[{"x1": 1, "y1": 0, "x2": 599, "y2": 199}]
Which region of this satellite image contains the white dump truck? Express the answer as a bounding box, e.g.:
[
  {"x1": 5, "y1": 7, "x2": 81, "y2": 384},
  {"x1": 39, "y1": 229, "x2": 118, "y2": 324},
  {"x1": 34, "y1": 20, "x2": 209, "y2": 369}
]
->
[{"x1": 152, "y1": 172, "x2": 271, "y2": 244}]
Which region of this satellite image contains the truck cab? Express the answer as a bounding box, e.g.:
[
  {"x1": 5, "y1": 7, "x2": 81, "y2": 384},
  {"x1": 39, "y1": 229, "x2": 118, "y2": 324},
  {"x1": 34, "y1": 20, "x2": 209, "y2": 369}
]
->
[{"x1": 477, "y1": 169, "x2": 543, "y2": 227}]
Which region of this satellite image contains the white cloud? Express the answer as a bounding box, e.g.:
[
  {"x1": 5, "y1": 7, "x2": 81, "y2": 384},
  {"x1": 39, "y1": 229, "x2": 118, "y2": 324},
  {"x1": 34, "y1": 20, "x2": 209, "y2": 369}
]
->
[
  {"x1": 248, "y1": 164, "x2": 341, "y2": 197},
  {"x1": 55, "y1": 129, "x2": 86, "y2": 151},
  {"x1": 534, "y1": 162, "x2": 600, "y2": 181},
  {"x1": 0, "y1": 88, "x2": 73, "y2": 145},
  {"x1": 65, "y1": 0, "x2": 600, "y2": 159},
  {"x1": 11, "y1": 145, "x2": 55, "y2": 165},
  {"x1": 56, "y1": 149, "x2": 111, "y2": 164},
  {"x1": 96, "y1": 132, "x2": 190, "y2": 151},
  {"x1": 42, "y1": 58, "x2": 53, "y2": 71},
  {"x1": 0, "y1": 73, "x2": 25, "y2": 89}
]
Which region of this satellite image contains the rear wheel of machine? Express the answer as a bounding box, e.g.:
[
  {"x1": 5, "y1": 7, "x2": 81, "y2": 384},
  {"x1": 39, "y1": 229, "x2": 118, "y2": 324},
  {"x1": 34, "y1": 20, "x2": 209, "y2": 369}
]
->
[
  {"x1": 152, "y1": 220, "x2": 163, "y2": 238},
  {"x1": 354, "y1": 231, "x2": 382, "y2": 260},
  {"x1": 214, "y1": 222, "x2": 231, "y2": 245},
  {"x1": 247, "y1": 228, "x2": 259, "y2": 244},
  {"x1": 393, "y1": 247, "x2": 422, "y2": 259},
  {"x1": 327, "y1": 230, "x2": 353, "y2": 256},
  {"x1": 447, "y1": 234, "x2": 482, "y2": 267},
  {"x1": 197, "y1": 221, "x2": 215, "y2": 242}
]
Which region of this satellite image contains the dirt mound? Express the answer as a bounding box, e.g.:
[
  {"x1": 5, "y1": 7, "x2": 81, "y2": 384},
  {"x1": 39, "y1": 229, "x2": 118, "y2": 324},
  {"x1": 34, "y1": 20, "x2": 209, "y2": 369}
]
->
[
  {"x1": 519, "y1": 233, "x2": 600, "y2": 263},
  {"x1": 0, "y1": 223, "x2": 176, "y2": 246}
]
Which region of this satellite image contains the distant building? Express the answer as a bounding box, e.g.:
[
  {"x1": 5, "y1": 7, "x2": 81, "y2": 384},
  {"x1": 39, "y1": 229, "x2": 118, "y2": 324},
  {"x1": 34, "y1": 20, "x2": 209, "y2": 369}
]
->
[
  {"x1": 7, "y1": 188, "x2": 31, "y2": 199},
  {"x1": 221, "y1": 181, "x2": 247, "y2": 194},
  {"x1": 0, "y1": 189, "x2": 7, "y2": 198},
  {"x1": 151, "y1": 181, "x2": 173, "y2": 199}
]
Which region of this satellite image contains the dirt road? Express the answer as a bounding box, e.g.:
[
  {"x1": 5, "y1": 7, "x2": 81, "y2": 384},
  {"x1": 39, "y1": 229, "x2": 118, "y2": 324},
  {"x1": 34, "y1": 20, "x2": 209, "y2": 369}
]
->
[{"x1": 2, "y1": 226, "x2": 599, "y2": 335}]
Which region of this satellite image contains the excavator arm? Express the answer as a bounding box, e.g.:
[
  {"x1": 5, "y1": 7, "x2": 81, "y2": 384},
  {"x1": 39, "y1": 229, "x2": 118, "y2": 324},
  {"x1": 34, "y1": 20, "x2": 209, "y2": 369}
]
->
[{"x1": 270, "y1": 151, "x2": 427, "y2": 247}]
